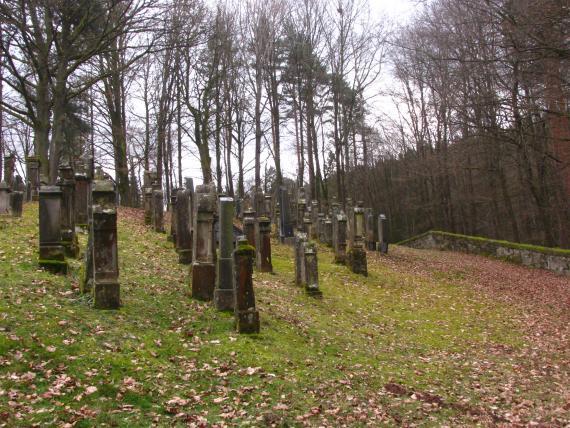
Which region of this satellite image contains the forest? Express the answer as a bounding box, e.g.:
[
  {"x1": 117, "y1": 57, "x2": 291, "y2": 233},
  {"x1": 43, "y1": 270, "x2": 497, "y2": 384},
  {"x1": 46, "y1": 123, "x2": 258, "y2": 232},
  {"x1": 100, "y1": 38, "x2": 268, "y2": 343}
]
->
[{"x1": 1, "y1": 0, "x2": 569, "y2": 247}]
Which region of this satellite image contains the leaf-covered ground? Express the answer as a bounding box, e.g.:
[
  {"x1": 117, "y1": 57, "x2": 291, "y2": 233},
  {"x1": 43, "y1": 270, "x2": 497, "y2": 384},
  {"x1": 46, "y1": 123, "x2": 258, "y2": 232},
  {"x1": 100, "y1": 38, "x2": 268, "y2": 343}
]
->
[{"x1": 0, "y1": 203, "x2": 568, "y2": 426}]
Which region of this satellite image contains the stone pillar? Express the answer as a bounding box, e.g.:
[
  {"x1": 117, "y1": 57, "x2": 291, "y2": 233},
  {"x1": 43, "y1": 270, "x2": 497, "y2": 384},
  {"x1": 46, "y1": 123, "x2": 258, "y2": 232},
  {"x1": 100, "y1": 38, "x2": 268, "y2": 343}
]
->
[
  {"x1": 255, "y1": 216, "x2": 272, "y2": 272},
  {"x1": 317, "y1": 213, "x2": 325, "y2": 243},
  {"x1": 297, "y1": 189, "x2": 307, "y2": 232},
  {"x1": 10, "y1": 191, "x2": 23, "y2": 217},
  {"x1": 334, "y1": 211, "x2": 348, "y2": 264},
  {"x1": 82, "y1": 180, "x2": 116, "y2": 294},
  {"x1": 273, "y1": 201, "x2": 280, "y2": 238},
  {"x1": 294, "y1": 233, "x2": 307, "y2": 287},
  {"x1": 143, "y1": 170, "x2": 155, "y2": 225},
  {"x1": 365, "y1": 208, "x2": 376, "y2": 251},
  {"x1": 264, "y1": 195, "x2": 273, "y2": 221},
  {"x1": 191, "y1": 184, "x2": 217, "y2": 301},
  {"x1": 0, "y1": 182, "x2": 10, "y2": 214},
  {"x1": 234, "y1": 237, "x2": 260, "y2": 334},
  {"x1": 168, "y1": 189, "x2": 179, "y2": 243},
  {"x1": 92, "y1": 196, "x2": 120, "y2": 309},
  {"x1": 74, "y1": 170, "x2": 90, "y2": 229},
  {"x1": 243, "y1": 210, "x2": 256, "y2": 248},
  {"x1": 254, "y1": 188, "x2": 265, "y2": 217},
  {"x1": 377, "y1": 214, "x2": 389, "y2": 254},
  {"x1": 13, "y1": 176, "x2": 25, "y2": 193},
  {"x1": 348, "y1": 202, "x2": 368, "y2": 276},
  {"x1": 176, "y1": 188, "x2": 192, "y2": 264},
  {"x1": 3, "y1": 153, "x2": 15, "y2": 189},
  {"x1": 38, "y1": 186, "x2": 67, "y2": 274},
  {"x1": 303, "y1": 214, "x2": 313, "y2": 240},
  {"x1": 346, "y1": 198, "x2": 354, "y2": 248},
  {"x1": 303, "y1": 241, "x2": 322, "y2": 298},
  {"x1": 58, "y1": 163, "x2": 78, "y2": 258},
  {"x1": 310, "y1": 201, "x2": 319, "y2": 239},
  {"x1": 279, "y1": 186, "x2": 294, "y2": 244},
  {"x1": 324, "y1": 216, "x2": 333, "y2": 247},
  {"x1": 236, "y1": 198, "x2": 244, "y2": 220},
  {"x1": 215, "y1": 197, "x2": 235, "y2": 310},
  {"x1": 25, "y1": 156, "x2": 41, "y2": 201},
  {"x1": 152, "y1": 189, "x2": 165, "y2": 233}
]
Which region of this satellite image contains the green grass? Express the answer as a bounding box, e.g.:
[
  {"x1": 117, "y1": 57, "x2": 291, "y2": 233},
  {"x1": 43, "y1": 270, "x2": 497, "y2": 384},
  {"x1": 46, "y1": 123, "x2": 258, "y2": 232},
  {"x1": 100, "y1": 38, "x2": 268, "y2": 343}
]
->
[{"x1": 0, "y1": 204, "x2": 566, "y2": 426}]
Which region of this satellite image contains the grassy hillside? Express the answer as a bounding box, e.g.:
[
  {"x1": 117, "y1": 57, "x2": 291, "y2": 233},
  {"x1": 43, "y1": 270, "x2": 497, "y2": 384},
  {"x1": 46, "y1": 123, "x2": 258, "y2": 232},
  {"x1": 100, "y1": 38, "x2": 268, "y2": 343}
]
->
[{"x1": 0, "y1": 204, "x2": 568, "y2": 426}]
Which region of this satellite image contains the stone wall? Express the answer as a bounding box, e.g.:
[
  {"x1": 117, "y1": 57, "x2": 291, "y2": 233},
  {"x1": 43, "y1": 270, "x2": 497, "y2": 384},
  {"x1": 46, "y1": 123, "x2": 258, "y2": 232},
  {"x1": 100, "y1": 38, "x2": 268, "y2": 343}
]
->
[{"x1": 399, "y1": 231, "x2": 570, "y2": 276}]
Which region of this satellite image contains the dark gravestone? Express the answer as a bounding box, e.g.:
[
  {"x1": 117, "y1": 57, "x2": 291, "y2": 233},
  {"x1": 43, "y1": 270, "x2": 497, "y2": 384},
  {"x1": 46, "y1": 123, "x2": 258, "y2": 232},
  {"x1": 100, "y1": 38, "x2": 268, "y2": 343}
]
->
[
  {"x1": 176, "y1": 188, "x2": 193, "y2": 264},
  {"x1": 377, "y1": 214, "x2": 389, "y2": 254},
  {"x1": 25, "y1": 156, "x2": 41, "y2": 201},
  {"x1": 334, "y1": 211, "x2": 348, "y2": 264},
  {"x1": 168, "y1": 189, "x2": 180, "y2": 243},
  {"x1": 243, "y1": 210, "x2": 256, "y2": 248},
  {"x1": 152, "y1": 189, "x2": 165, "y2": 233},
  {"x1": 10, "y1": 191, "x2": 23, "y2": 217},
  {"x1": 191, "y1": 184, "x2": 216, "y2": 301},
  {"x1": 92, "y1": 193, "x2": 120, "y2": 309},
  {"x1": 58, "y1": 163, "x2": 78, "y2": 258},
  {"x1": 295, "y1": 233, "x2": 307, "y2": 287},
  {"x1": 74, "y1": 170, "x2": 90, "y2": 229},
  {"x1": 38, "y1": 186, "x2": 67, "y2": 274},
  {"x1": 234, "y1": 237, "x2": 260, "y2": 334},
  {"x1": 279, "y1": 186, "x2": 294, "y2": 244},
  {"x1": 0, "y1": 182, "x2": 10, "y2": 215},
  {"x1": 214, "y1": 197, "x2": 235, "y2": 311},
  {"x1": 347, "y1": 203, "x2": 367, "y2": 276},
  {"x1": 255, "y1": 217, "x2": 272, "y2": 272},
  {"x1": 365, "y1": 208, "x2": 376, "y2": 251}
]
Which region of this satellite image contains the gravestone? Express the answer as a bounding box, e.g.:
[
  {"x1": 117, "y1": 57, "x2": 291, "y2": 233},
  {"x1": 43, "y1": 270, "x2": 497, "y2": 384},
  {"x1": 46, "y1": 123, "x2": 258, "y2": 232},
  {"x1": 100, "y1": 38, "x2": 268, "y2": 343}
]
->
[
  {"x1": 92, "y1": 184, "x2": 120, "y2": 309},
  {"x1": 255, "y1": 216, "x2": 272, "y2": 272},
  {"x1": 254, "y1": 188, "x2": 265, "y2": 217},
  {"x1": 82, "y1": 180, "x2": 115, "y2": 294},
  {"x1": 168, "y1": 189, "x2": 179, "y2": 243},
  {"x1": 243, "y1": 210, "x2": 256, "y2": 248},
  {"x1": 294, "y1": 233, "x2": 308, "y2": 287},
  {"x1": 176, "y1": 188, "x2": 192, "y2": 264},
  {"x1": 25, "y1": 156, "x2": 41, "y2": 201},
  {"x1": 334, "y1": 210, "x2": 348, "y2": 264},
  {"x1": 303, "y1": 241, "x2": 322, "y2": 297},
  {"x1": 273, "y1": 201, "x2": 280, "y2": 238},
  {"x1": 0, "y1": 182, "x2": 10, "y2": 215},
  {"x1": 234, "y1": 237, "x2": 260, "y2": 334},
  {"x1": 346, "y1": 198, "x2": 354, "y2": 248},
  {"x1": 365, "y1": 208, "x2": 376, "y2": 251},
  {"x1": 297, "y1": 189, "x2": 307, "y2": 232},
  {"x1": 317, "y1": 213, "x2": 325, "y2": 243},
  {"x1": 264, "y1": 195, "x2": 273, "y2": 221},
  {"x1": 324, "y1": 216, "x2": 333, "y2": 247},
  {"x1": 377, "y1": 214, "x2": 389, "y2": 254},
  {"x1": 310, "y1": 201, "x2": 319, "y2": 239},
  {"x1": 13, "y1": 176, "x2": 25, "y2": 193},
  {"x1": 214, "y1": 197, "x2": 235, "y2": 310},
  {"x1": 191, "y1": 184, "x2": 217, "y2": 301},
  {"x1": 74, "y1": 169, "x2": 90, "y2": 229},
  {"x1": 152, "y1": 189, "x2": 165, "y2": 233},
  {"x1": 38, "y1": 186, "x2": 67, "y2": 274},
  {"x1": 3, "y1": 153, "x2": 15, "y2": 189},
  {"x1": 347, "y1": 202, "x2": 367, "y2": 276},
  {"x1": 58, "y1": 163, "x2": 78, "y2": 258},
  {"x1": 10, "y1": 191, "x2": 23, "y2": 217},
  {"x1": 303, "y1": 214, "x2": 313, "y2": 240},
  {"x1": 279, "y1": 186, "x2": 294, "y2": 244}
]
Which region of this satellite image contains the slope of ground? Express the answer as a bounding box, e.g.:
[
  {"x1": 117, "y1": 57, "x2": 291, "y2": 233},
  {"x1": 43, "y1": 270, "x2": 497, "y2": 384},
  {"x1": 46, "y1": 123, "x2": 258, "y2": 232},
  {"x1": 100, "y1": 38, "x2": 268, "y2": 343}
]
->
[{"x1": 0, "y1": 204, "x2": 568, "y2": 426}]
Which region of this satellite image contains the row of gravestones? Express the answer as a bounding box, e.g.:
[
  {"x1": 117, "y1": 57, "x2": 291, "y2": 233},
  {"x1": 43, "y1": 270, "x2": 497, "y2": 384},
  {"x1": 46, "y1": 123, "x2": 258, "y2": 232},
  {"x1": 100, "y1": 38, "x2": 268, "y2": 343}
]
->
[
  {"x1": 142, "y1": 173, "x2": 266, "y2": 334},
  {"x1": 0, "y1": 153, "x2": 27, "y2": 217}
]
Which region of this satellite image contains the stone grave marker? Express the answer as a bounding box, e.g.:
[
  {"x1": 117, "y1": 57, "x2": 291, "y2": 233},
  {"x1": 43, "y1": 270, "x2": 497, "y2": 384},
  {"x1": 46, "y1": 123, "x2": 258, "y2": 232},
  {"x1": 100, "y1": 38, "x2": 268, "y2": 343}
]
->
[
  {"x1": 38, "y1": 185, "x2": 67, "y2": 274},
  {"x1": 234, "y1": 237, "x2": 260, "y2": 334},
  {"x1": 214, "y1": 197, "x2": 235, "y2": 310}
]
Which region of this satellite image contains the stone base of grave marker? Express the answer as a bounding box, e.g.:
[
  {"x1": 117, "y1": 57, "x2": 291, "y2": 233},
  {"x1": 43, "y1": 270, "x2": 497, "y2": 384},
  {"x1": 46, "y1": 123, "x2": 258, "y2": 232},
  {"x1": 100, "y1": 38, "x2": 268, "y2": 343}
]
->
[
  {"x1": 214, "y1": 254, "x2": 234, "y2": 310},
  {"x1": 39, "y1": 246, "x2": 68, "y2": 274},
  {"x1": 10, "y1": 191, "x2": 23, "y2": 217},
  {"x1": 192, "y1": 263, "x2": 216, "y2": 301},
  {"x1": 347, "y1": 247, "x2": 368, "y2": 276}
]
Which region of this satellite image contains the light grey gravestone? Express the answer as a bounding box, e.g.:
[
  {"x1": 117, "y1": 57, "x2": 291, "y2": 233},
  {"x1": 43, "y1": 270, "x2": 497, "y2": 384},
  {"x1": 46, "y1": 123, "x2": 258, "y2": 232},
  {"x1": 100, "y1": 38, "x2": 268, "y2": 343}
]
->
[
  {"x1": 255, "y1": 216, "x2": 272, "y2": 272},
  {"x1": 243, "y1": 210, "x2": 256, "y2": 248},
  {"x1": 0, "y1": 182, "x2": 10, "y2": 215},
  {"x1": 347, "y1": 202, "x2": 367, "y2": 276},
  {"x1": 317, "y1": 213, "x2": 325, "y2": 243},
  {"x1": 92, "y1": 185, "x2": 120, "y2": 309},
  {"x1": 191, "y1": 184, "x2": 217, "y2": 301},
  {"x1": 377, "y1": 214, "x2": 389, "y2": 254},
  {"x1": 214, "y1": 197, "x2": 235, "y2": 311},
  {"x1": 334, "y1": 210, "x2": 348, "y2": 264},
  {"x1": 3, "y1": 153, "x2": 15, "y2": 189},
  {"x1": 297, "y1": 188, "x2": 307, "y2": 232},
  {"x1": 10, "y1": 191, "x2": 24, "y2": 217},
  {"x1": 310, "y1": 201, "x2": 319, "y2": 239},
  {"x1": 152, "y1": 189, "x2": 165, "y2": 233},
  {"x1": 264, "y1": 195, "x2": 273, "y2": 221},
  {"x1": 295, "y1": 233, "x2": 308, "y2": 287},
  {"x1": 303, "y1": 213, "x2": 313, "y2": 240},
  {"x1": 38, "y1": 185, "x2": 67, "y2": 274},
  {"x1": 57, "y1": 162, "x2": 79, "y2": 257},
  {"x1": 25, "y1": 155, "x2": 41, "y2": 201},
  {"x1": 176, "y1": 188, "x2": 193, "y2": 264},
  {"x1": 74, "y1": 167, "x2": 90, "y2": 229},
  {"x1": 234, "y1": 237, "x2": 260, "y2": 334}
]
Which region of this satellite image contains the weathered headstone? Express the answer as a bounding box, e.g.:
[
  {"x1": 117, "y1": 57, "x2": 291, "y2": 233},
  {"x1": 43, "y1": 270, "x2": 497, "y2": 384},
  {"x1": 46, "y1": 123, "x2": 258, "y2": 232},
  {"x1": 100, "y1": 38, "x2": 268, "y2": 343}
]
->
[
  {"x1": 74, "y1": 168, "x2": 90, "y2": 229},
  {"x1": 365, "y1": 208, "x2": 376, "y2": 251},
  {"x1": 294, "y1": 233, "x2": 308, "y2": 287},
  {"x1": 254, "y1": 188, "x2": 265, "y2": 217},
  {"x1": 297, "y1": 188, "x2": 307, "y2": 232},
  {"x1": 310, "y1": 201, "x2": 319, "y2": 239},
  {"x1": 3, "y1": 153, "x2": 15, "y2": 189},
  {"x1": 38, "y1": 186, "x2": 67, "y2": 274},
  {"x1": 176, "y1": 188, "x2": 193, "y2": 264},
  {"x1": 191, "y1": 184, "x2": 217, "y2": 301},
  {"x1": 168, "y1": 189, "x2": 179, "y2": 243},
  {"x1": 58, "y1": 163, "x2": 78, "y2": 258},
  {"x1": 0, "y1": 182, "x2": 10, "y2": 215},
  {"x1": 346, "y1": 198, "x2": 354, "y2": 248},
  {"x1": 317, "y1": 213, "x2": 325, "y2": 243},
  {"x1": 303, "y1": 241, "x2": 322, "y2": 297},
  {"x1": 10, "y1": 191, "x2": 23, "y2": 217},
  {"x1": 25, "y1": 156, "x2": 41, "y2": 201},
  {"x1": 214, "y1": 197, "x2": 235, "y2": 310},
  {"x1": 334, "y1": 210, "x2": 348, "y2": 264},
  {"x1": 279, "y1": 186, "x2": 294, "y2": 244},
  {"x1": 152, "y1": 189, "x2": 165, "y2": 233},
  {"x1": 347, "y1": 202, "x2": 367, "y2": 276},
  {"x1": 234, "y1": 237, "x2": 260, "y2": 334},
  {"x1": 377, "y1": 214, "x2": 389, "y2": 254},
  {"x1": 255, "y1": 216, "x2": 272, "y2": 272},
  {"x1": 264, "y1": 195, "x2": 272, "y2": 221},
  {"x1": 303, "y1": 214, "x2": 313, "y2": 240},
  {"x1": 13, "y1": 176, "x2": 25, "y2": 193},
  {"x1": 243, "y1": 210, "x2": 256, "y2": 248},
  {"x1": 92, "y1": 186, "x2": 120, "y2": 309},
  {"x1": 324, "y1": 216, "x2": 333, "y2": 247}
]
